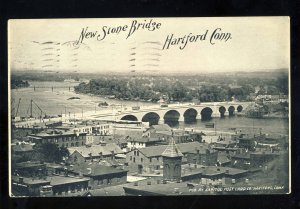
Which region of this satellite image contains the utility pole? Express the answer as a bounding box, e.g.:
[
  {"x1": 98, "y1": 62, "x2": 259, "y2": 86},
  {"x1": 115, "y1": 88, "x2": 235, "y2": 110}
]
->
[
  {"x1": 30, "y1": 99, "x2": 33, "y2": 118},
  {"x1": 214, "y1": 117, "x2": 217, "y2": 136}
]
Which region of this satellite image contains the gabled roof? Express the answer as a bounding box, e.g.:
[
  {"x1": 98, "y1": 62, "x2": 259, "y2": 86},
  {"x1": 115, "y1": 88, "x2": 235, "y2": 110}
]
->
[{"x1": 68, "y1": 143, "x2": 124, "y2": 158}]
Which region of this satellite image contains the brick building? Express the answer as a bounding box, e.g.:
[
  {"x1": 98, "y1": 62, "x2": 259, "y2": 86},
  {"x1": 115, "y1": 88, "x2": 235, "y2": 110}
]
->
[{"x1": 28, "y1": 130, "x2": 92, "y2": 148}]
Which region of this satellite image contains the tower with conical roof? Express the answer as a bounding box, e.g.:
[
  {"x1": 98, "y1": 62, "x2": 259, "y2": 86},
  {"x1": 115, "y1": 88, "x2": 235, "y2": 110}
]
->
[{"x1": 162, "y1": 136, "x2": 183, "y2": 181}]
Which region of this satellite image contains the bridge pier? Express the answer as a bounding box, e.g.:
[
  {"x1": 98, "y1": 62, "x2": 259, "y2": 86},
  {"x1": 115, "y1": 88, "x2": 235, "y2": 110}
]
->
[
  {"x1": 158, "y1": 119, "x2": 165, "y2": 124},
  {"x1": 224, "y1": 111, "x2": 229, "y2": 117},
  {"x1": 196, "y1": 114, "x2": 202, "y2": 120},
  {"x1": 178, "y1": 116, "x2": 185, "y2": 122},
  {"x1": 211, "y1": 111, "x2": 221, "y2": 118}
]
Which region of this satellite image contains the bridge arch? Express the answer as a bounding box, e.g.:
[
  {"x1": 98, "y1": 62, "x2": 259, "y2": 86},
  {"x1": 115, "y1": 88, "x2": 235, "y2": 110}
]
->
[
  {"x1": 201, "y1": 107, "x2": 213, "y2": 121},
  {"x1": 120, "y1": 115, "x2": 138, "y2": 121},
  {"x1": 228, "y1": 106, "x2": 235, "y2": 116},
  {"x1": 164, "y1": 110, "x2": 180, "y2": 123},
  {"x1": 219, "y1": 106, "x2": 226, "y2": 118},
  {"x1": 142, "y1": 112, "x2": 160, "y2": 126},
  {"x1": 183, "y1": 108, "x2": 198, "y2": 122},
  {"x1": 237, "y1": 105, "x2": 243, "y2": 112}
]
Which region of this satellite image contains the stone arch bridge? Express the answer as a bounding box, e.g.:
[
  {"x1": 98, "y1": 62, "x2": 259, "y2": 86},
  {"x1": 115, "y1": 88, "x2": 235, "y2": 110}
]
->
[{"x1": 110, "y1": 102, "x2": 252, "y2": 124}]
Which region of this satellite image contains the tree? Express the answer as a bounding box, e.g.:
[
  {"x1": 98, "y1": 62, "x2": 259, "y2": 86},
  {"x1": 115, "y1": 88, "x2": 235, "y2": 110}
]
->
[{"x1": 32, "y1": 142, "x2": 69, "y2": 163}]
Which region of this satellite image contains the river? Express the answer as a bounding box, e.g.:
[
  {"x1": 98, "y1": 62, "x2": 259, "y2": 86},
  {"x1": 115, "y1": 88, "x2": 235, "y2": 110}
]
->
[{"x1": 11, "y1": 81, "x2": 289, "y2": 136}]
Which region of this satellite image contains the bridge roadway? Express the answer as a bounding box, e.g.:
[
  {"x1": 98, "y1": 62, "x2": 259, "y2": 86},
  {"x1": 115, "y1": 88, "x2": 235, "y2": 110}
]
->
[{"x1": 13, "y1": 102, "x2": 252, "y2": 127}]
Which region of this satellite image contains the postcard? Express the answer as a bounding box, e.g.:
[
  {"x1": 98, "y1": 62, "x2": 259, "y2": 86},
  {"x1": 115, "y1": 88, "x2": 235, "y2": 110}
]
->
[{"x1": 8, "y1": 17, "x2": 290, "y2": 196}]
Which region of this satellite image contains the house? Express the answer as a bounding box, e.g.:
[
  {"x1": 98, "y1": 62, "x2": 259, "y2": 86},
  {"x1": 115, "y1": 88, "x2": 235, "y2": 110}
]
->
[
  {"x1": 28, "y1": 130, "x2": 92, "y2": 148},
  {"x1": 67, "y1": 143, "x2": 124, "y2": 164}
]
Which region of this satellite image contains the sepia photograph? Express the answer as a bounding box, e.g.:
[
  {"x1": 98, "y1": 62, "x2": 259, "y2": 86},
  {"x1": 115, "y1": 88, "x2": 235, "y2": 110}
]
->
[{"x1": 8, "y1": 17, "x2": 290, "y2": 197}]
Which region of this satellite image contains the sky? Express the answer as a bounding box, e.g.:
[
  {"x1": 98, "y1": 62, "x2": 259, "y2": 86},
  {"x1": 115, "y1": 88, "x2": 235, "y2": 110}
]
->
[{"x1": 8, "y1": 17, "x2": 290, "y2": 74}]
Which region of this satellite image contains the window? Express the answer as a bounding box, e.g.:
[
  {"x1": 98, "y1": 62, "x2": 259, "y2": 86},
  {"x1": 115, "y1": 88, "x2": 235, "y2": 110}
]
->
[
  {"x1": 137, "y1": 151, "x2": 139, "y2": 156},
  {"x1": 141, "y1": 158, "x2": 143, "y2": 163},
  {"x1": 134, "y1": 151, "x2": 136, "y2": 156},
  {"x1": 130, "y1": 156, "x2": 132, "y2": 161},
  {"x1": 150, "y1": 158, "x2": 152, "y2": 163},
  {"x1": 157, "y1": 157, "x2": 159, "y2": 161},
  {"x1": 133, "y1": 157, "x2": 135, "y2": 163}
]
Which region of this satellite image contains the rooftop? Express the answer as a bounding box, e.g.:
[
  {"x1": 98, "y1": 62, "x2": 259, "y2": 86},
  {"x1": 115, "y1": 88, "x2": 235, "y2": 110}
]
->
[
  {"x1": 127, "y1": 136, "x2": 162, "y2": 143},
  {"x1": 137, "y1": 142, "x2": 210, "y2": 157},
  {"x1": 161, "y1": 138, "x2": 183, "y2": 158},
  {"x1": 151, "y1": 124, "x2": 172, "y2": 132},
  {"x1": 68, "y1": 162, "x2": 127, "y2": 177},
  {"x1": 49, "y1": 175, "x2": 90, "y2": 186},
  {"x1": 12, "y1": 176, "x2": 50, "y2": 186},
  {"x1": 68, "y1": 143, "x2": 124, "y2": 157},
  {"x1": 181, "y1": 164, "x2": 248, "y2": 177},
  {"x1": 123, "y1": 181, "x2": 214, "y2": 196},
  {"x1": 15, "y1": 161, "x2": 45, "y2": 169},
  {"x1": 12, "y1": 144, "x2": 34, "y2": 152},
  {"x1": 30, "y1": 130, "x2": 86, "y2": 138}
]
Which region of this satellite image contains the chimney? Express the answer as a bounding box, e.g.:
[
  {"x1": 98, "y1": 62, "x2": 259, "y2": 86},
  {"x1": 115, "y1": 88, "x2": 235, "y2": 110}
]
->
[
  {"x1": 147, "y1": 181, "x2": 151, "y2": 185},
  {"x1": 99, "y1": 152, "x2": 103, "y2": 160},
  {"x1": 111, "y1": 151, "x2": 115, "y2": 160},
  {"x1": 134, "y1": 182, "x2": 138, "y2": 186}
]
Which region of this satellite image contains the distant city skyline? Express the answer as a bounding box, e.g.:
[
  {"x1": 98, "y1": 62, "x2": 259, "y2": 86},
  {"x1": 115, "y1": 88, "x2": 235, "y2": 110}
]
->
[{"x1": 9, "y1": 17, "x2": 289, "y2": 73}]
